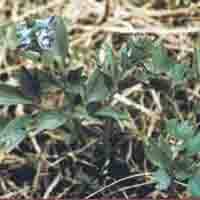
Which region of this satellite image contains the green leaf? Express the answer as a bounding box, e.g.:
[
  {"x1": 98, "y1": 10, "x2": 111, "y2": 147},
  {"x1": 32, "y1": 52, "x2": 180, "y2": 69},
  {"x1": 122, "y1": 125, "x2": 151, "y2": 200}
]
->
[
  {"x1": 19, "y1": 51, "x2": 41, "y2": 63},
  {"x1": 185, "y1": 133, "x2": 200, "y2": 155},
  {"x1": 97, "y1": 44, "x2": 121, "y2": 86},
  {"x1": 119, "y1": 38, "x2": 154, "y2": 80},
  {"x1": 193, "y1": 47, "x2": 200, "y2": 78},
  {"x1": 73, "y1": 106, "x2": 98, "y2": 121},
  {"x1": 158, "y1": 135, "x2": 173, "y2": 159},
  {"x1": 0, "y1": 116, "x2": 33, "y2": 153},
  {"x1": 0, "y1": 24, "x2": 7, "y2": 46},
  {"x1": 123, "y1": 38, "x2": 153, "y2": 67},
  {"x1": 94, "y1": 107, "x2": 129, "y2": 122},
  {"x1": 151, "y1": 44, "x2": 174, "y2": 74},
  {"x1": 166, "y1": 119, "x2": 194, "y2": 140},
  {"x1": 152, "y1": 169, "x2": 171, "y2": 191},
  {"x1": 144, "y1": 138, "x2": 172, "y2": 169},
  {"x1": 6, "y1": 23, "x2": 19, "y2": 50},
  {"x1": 85, "y1": 68, "x2": 112, "y2": 104},
  {"x1": 173, "y1": 158, "x2": 195, "y2": 180},
  {"x1": 168, "y1": 63, "x2": 187, "y2": 81},
  {"x1": 103, "y1": 44, "x2": 115, "y2": 70},
  {"x1": 120, "y1": 46, "x2": 130, "y2": 69},
  {"x1": 0, "y1": 84, "x2": 32, "y2": 105},
  {"x1": 103, "y1": 44, "x2": 121, "y2": 82},
  {"x1": 0, "y1": 118, "x2": 9, "y2": 131},
  {"x1": 52, "y1": 16, "x2": 68, "y2": 66},
  {"x1": 150, "y1": 44, "x2": 187, "y2": 81},
  {"x1": 35, "y1": 110, "x2": 67, "y2": 132},
  {"x1": 188, "y1": 176, "x2": 200, "y2": 197}
]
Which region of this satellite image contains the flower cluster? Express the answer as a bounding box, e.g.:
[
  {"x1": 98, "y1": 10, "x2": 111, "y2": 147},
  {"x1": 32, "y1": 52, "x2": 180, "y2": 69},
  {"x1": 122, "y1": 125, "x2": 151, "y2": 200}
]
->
[{"x1": 16, "y1": 16, "x2": 56, "y2": 52}]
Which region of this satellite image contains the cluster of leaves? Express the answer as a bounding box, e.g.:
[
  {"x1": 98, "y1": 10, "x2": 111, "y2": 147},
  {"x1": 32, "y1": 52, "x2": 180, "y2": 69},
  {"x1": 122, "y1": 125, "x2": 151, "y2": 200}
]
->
[
  {"x1": 1, "y1": 16, "x2": 200, "y2": 197},
  {"x1": 145, "y1": 119, "x2": 200, "y2": 196},
  {"x1": 0, "y1": 17, "x2": 135, "y2": 154}
]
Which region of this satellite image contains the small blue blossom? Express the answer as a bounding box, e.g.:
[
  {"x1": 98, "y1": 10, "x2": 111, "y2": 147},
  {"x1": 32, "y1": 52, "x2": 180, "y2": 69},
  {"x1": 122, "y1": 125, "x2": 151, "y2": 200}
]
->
[
  {"x1": 16, "y1": 16, "x2": 56, "y2": 51},
  {"x1": 36, "y1": 28, "x2": 55, "y2": 50}
]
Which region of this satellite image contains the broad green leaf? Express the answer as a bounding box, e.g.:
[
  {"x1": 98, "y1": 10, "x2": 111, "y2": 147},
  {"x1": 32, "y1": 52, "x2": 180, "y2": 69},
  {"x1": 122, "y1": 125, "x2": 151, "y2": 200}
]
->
[
  {"x1": 185, "y1": 133, "x2": 200, "y2": 155},
  {"x1": 173, "y1": 158, "x2": 196, "y2": 180},
  {"x1": 168, "y1": 63, "x2": 187, "y2": 81},
  {"x1": 188, "y1": 176, "x2": 200, "y2": 197},
  {"x1": 35, "y1": 110, "x2": 66, "y2": 132},
  {"x1": 166, "y1": 119, "x2": 194, "y2": 140},
  {"x1": 152, "y1": 169, "x2": 171, "y2": 191},
  {"x1": 0, "y1": 118, "x2": 9, "y2": 131},
  {"x1": 85, "y1": 68, "x2": 112, "y2": 104},
  {"x1": 52, "y1": 16, "x2": 68, "y2": 66},
  {"x1": 150, "y1": 43, "x2": 187, "y2": 81},
  {"x1": 144, "y1": 138, "x2": 172, "y2": 169},
  {"x1": 151, "y1": 44, "x2": 174, "y2": 74},
  {"x1": 0, "y1": 115, "x2": 33, "y2": 153},
  {"x1": 0, "y1": 84, "x2": 32, "y2": 105},
  {"x1": 94, "y1": 107, "x2": 129, "y2": 121}
]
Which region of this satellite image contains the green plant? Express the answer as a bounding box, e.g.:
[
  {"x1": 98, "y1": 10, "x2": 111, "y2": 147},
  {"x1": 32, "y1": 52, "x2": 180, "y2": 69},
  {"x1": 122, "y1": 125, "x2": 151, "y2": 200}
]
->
[
  {"x1": 1, "y1": 16, "x2": 200, "y2": 197},
  {"x1": 0, "y1": 16, "x2": 133, "y2": 155},
  {"x1": 145, "y1": 118, "x2": 200, "y2": 196}
]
